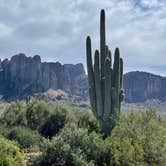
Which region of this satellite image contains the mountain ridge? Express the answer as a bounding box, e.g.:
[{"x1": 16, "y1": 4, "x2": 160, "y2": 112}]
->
[
  {"x1": 0, "y1": 53, "x2": 87, "y2": 101},
  {"x1": 0, "y1": 54, "x2": 166, "y2": 103}
]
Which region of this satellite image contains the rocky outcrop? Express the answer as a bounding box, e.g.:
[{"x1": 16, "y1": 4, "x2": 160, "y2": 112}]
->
[
  {"x1": 64, "y1": 64, "x2": 88, "y2": 99},
  {"x1": 0, "y1": 54, "x2": 87, "y2": 100},
  {"x1": 0, "y1": 54, "x2": 166, "y2": 103},
  {"x1": 123, "y1": 71, "x2": 166, "y2": 103}
]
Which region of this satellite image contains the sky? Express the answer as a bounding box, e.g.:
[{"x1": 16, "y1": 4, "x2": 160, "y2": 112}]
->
[{"x1": 0, "y1": 0, "x2": 166, "y2": 75}]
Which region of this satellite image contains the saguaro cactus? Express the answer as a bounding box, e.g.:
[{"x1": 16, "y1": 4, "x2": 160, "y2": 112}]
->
[{"x1": 86, "y1": 9, "x2": 124, "y2": 136}]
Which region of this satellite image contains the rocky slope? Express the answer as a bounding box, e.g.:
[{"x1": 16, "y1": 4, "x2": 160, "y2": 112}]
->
[
  {"x1": 0, "y1": 53, "x2": 87, "y2": 100},
  {"x1": 0, "y1": 54, "x2": 166, "y2": 104},
  {"x1": 123, "y1": 71, "x2": 166, "y2": 102}
]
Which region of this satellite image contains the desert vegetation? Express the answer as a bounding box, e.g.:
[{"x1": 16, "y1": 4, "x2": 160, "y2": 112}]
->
[
  {"x1": 86, "y1": 9, "x2": 124, "y2": 136},
  {"x1": 0, "y1": 99, "x2": 166, "y2": 165}
]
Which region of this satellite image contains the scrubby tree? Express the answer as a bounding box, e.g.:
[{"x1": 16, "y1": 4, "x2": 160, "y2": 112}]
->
[{"x1": 0, "y1": 136, "x2": 24, "y2": 166}]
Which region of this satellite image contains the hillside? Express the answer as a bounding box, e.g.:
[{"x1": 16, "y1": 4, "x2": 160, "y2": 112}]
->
[
  {"x1": 0, "y1": 54, "x2": 166, "y2": 103},
  {"x1": 0, "y1": 53, "x2": 87, "y2": 101}
]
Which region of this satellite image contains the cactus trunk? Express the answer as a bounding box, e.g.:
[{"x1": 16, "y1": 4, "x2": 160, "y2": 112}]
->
[{"x1": 86, "y1": 9, "x2": 124, "y2": 136}]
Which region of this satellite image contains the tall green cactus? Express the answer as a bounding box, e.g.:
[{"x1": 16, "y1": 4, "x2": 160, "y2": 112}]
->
[{"x1": 86, "y1": 9, "x2": 124, "y2": 136}]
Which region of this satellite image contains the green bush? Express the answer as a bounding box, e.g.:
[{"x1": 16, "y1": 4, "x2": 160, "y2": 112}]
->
[
  {"x1": 33, "y1": 138, "x2": 94, "y2": 166},
  {"x1": 0, "y1": 101, "x2": 27, "y2": 127},
  {"x1": 0, "y1": 99, "x2": 53, "y2": 130},
  {"x1": 110, "y1": 110, "x2": 166, "y2": 165},
  {"x1": 26, "y1": 99, "x2": 52, "y2": 130},
  {"x1": 0, "y1": 99, "x2": 99, "y2": 138},
  {"x1": 2, "y1": 100, "x2": 166, "y2": 165},
  {"x1": 33, "y1": 126, "x2": 112, "y2": 166},
  {"x1": 39, "y1": 106, "x2": 68, "y2": 138},
  {"x1": 7, "y1": 126, "x2": 41, "y2": 149},
  {"x1": 72, "y1": 110, "x2": 99, "y2": 133},
  {"x1": 0, "y1": 136, "x2": 24, "y2": 166},
  {"x1": 0, "y1": 125, "x2": 10, "y2": 138}
]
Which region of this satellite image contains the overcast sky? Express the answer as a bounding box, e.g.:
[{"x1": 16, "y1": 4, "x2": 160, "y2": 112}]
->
[{"x1": 0, "y1": 0, "x2": 166, "y2": 75}]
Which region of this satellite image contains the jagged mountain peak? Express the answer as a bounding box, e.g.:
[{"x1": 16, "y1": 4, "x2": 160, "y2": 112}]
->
[{"x1": 0, "y1": 54, "x2": 87, "y2": 101}]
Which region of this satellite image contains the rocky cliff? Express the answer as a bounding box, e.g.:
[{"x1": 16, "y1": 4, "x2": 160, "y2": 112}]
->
[
  {"x1": 123, "y1": 71, "x2": 166, "y2": 102},
  {"x1": 0, "y1": 54, "x2": 166, "y2": 103},
  {"x1": 0, "y1": 54, "x2": 87, "y2": 100}
]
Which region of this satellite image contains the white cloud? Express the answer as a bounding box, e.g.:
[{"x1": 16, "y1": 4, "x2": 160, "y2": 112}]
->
[
  {"x1": 141, "y1": 0, "x2": 159, "y2": 8},
  {"x1": 0, "y1": 23, "x2": 13, "y2": 38},
  {"x1": 0, "y1": 0, "x2": 165, "y2": 75}
]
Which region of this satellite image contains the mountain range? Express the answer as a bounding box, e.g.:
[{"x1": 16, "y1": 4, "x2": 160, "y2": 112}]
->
[{"x1": 0, "y1": 54, "x2": 166, "y2": 103}]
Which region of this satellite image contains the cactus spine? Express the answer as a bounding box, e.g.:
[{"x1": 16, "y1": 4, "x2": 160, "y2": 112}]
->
[{"x1": 86, "y1": 9, "x2": 124, "y2": 136}]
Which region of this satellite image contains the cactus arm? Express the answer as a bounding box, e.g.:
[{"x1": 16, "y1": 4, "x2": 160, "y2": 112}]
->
[
  {"x1": 86, "y1": 36, "x2": 97, "y2": 117},
  {"x1": 119, "y1": 89, "x2": 124, "y2": 102},
  {"x1": 111, "y1": 87, "x2": 116, "y2": 114},
  {"x1": 114, "y1": 48, "x2": 120, "y2": 92},
  {"x1": 113, "y1": 48, "x2": 120, "y2": 90},
  {"x1": 94, "y1": 50, "x2": 103, "y2": 117},
  {"x1": 120, "y1": 58, "x2": 123, "y2": 89},
  {"x1": 100, "y1": 9, "x2": 106, "y2": 107},
  {"x1": 113, "y1": 48, "x2": 120, "y2": 111},
  {"x1": 108, "y1": 50, "x2": 112, "y2": 67},
  {"x1": 103, "y1": 56, "x2": 112, "y2": 121}
]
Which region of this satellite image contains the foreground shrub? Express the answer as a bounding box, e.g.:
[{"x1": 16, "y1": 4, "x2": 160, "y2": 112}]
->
[
  {"x1": 7, "y1": 126, "x2": 41, "y2": 149},
  {"x1": 33, "y1": 126, "x2": 112, "y2": 166},
  {"x1": 0, "y1": 125, "x2": 10, "y2": 137},
  {"x1": 110, "y1": 110, "x2": 166, "y2": 165},
  {"x1": 0, "y1": 99, "x2": 52, "y2": 130},
  {"x1": 39, "y1": 106, "x2": 68, "y2": 138},
  {"x1": 26, "y1": 99, "x2": 52, "y2": 130},
  {"x1": 0, "y1": 136, "x2": 24, "y2": 166},
  {"x1": 0, "y1": 99, "x2": 99, "y2": 138},
  {"x1": 0, "y1": 101, "x2": 27, "y2": 126},
  {"x1": 72, "y1": 110, "x2": 99, "y2": 133}
]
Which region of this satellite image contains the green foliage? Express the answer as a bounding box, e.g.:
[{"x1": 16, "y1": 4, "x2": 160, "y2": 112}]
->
[
  {"x1": 0, "y1": 101, "x2": 27, "y2": 126},
  {"x1": 1, "y1": 99, "x2": 166, "y2": 165},
  {"x1": 0, "y1": 136, "x2": 24, "y2": 166},
  {"x1": 33, "y1": 126, "x2": 112, "y2": 166},
  {"x1": 0, "y1": 125, "x2": 10, "y2": 138},
  {"x1": 39, "y1": 106, "x2": 68, "y2": 138},
  {"x1": 86, "y1": 9, "x2": 124, "y2": 136},
  {"x1": 33, "y1": 139, "x2": 94, "y2": 166},
  {"x1": 0, "y1": 99, "x2": 99, "y2": 138},
  {"x1": 71, "y1": 110, "x2": 99, "y2": 133},
  {"x1": 26, "y1": 99, "x2": 52, "y2": 130},
  {"x1": 7, "y1": 126, "x2": 41, "y2": 149},
  {"x1": 110, "y1": 110, "x2": 166, "y2": 165}
]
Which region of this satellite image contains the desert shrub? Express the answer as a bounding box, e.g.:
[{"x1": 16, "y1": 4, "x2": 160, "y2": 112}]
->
[
  {"x1": 7, "y1": 126, "x2": 41, "y2": 149},
  {"x1": 26, "y1": 99, "x2": 52, "y2": 130},
  {"x1": 0, "y1": 99, "x2": 99, "y2": 138},
  {"x1": 33, "y1": 126, "x2": 112, "y2": 166},
  {"x1": 0, "y1": 136, "x2": 24, "y2": 166},
  {"x1": 33, "y1": 138, "x2": 94, "y2": 166},
  {"x1": 0, "y1": 125, "x2": 10, "y2": 137},
  {"x1": 0, "y1": 101, "x2": 27, "y2": 126},
  {"x1": 39, "y1": 106, "x2": 68, "y2": 138},
  {"x1": 72, "y1": 110, "x2": 99, "y2": 133},
  {"x1": 110, "y1": 110, "x2": 166, "y2": 165},
  {"x1": 0, "y1": 99, "x2": 55, "y2": 131}
]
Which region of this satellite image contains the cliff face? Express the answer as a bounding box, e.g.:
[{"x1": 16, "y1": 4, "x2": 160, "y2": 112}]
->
[
  {"x1": 123, "y1": 71, "x2": 166, "y2": 103},
  {"x1": 0, "y1": 54, "x2": 87, "y2": 100},
  {"x1": 0, "y1": 54, "x2": 166, "y2": 103},
  {"x1": 64, "y1": 64, "x2": 88, "y2": 98}
]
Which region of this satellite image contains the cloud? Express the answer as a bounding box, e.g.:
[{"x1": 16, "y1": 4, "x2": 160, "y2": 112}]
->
[
  {"x1": 140, "y1": 0, "x2": 160, "y2": 8},
  {"x1": 0, "y1": 23, "x2": 13, "y2": 38},
  {"x1": 0, "y1": 0, "x2": 165, "y2": 76}
]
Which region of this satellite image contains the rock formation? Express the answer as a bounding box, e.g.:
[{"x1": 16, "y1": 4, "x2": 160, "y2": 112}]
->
[
  {"x1": 0, "y1": 53, "x2": 87, "y2": 100},
  {"x1": 123, "y1": 71, "x2": 166, "y2": 102},
  {"x1": 0, "y1": 54, "x2": 166, "y2": 103}
]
